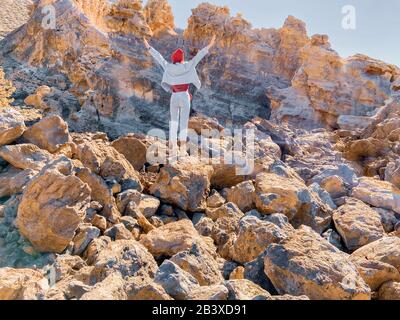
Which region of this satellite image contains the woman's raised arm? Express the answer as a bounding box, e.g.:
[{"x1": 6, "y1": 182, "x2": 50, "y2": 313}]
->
[
  {"x1": 191, "y1": 35, "x2": 216, "y2": 67},
  {"x1": 144, "y1": 38, "x2": 168, "y2": 69}
]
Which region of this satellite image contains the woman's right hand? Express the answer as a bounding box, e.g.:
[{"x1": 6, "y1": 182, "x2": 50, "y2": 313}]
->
[
  {"x1": 143, "y1": 38, "x2": 151, "y2": 50},
  {"x1": 208, "y1": 35, "x2": 216, "y2": 49}
]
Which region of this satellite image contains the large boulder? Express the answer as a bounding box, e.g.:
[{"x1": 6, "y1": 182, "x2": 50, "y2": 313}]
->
[
  {"x1": 149, "y1": 158, "x2": 213, "y2": 212},
  {"x1": 223, "y1": 181, "x2": 255, "y2": 212},
  {"x1": 352, "y1": 177, "x2": 400, "y2": 214},
  {"x1": 264, "y1": 226, "x2": 371, "y2": 300},
  {"x1": 73, "y1": 139, "x2": 142, "y2": 191},
  {"x1": 72, "y1": 224, "x2": 101, "y2": 256},
  {"x1": 187, "y1": 285, "x2": 229, "y2": 300},
  {"x1": 75, "y1": 167, "x2": 120, "y2": 222},
  {"x1": 140, "y1": 219, "x2": 215, "y2": 257},
  {"x1": 0, "y1": 108, "x2": 26, "y2": 146},
  {"x1": 0, "y1": 268, "x2": 49, "y2": 300},
  {"x1": 0, "y1": 166, "x2": 37, "y2": 197},
  {"x1": 80, "y1": 273, "x2": 127, "y2": 300},
  {"x1": 224, "y1": 279, "x2": 271, "y2": 300},
  {"x1": 170, "y1": 245, "x2": 224, "y2": 286},
  {"x1": 254, "y1": 172, "x2": 332, "y2": 233},
  {"x1": 351, "y1": 259, "x2": 400, "y2": 291},
  {"x1": 0, "y1": 144, "x2": 54, "y2": 170},
  {"x1": 154, "y1": 260, "x2": 199, "y2": 300},
  {"x1": 229, "y1": 213, "x2": 294, "y2": 263},
  {"x1": 17, "y1": 170, "x2": 91, "y2": 253},
  {"x1": 350, "y1": 237, "x2": 400, "y2": 273},
  {"x1": 126, "y1": 277, "x2": 172, "y2": 300},
  {"x1": 378, "y1": 281, "x2": 400, "y2": 300},
  {"x1": 111, "y1": 136, "x2": 148, "y2": 171},
  {"x1": 332, "y1": 198, "x2": 385, "y2": 251},
  {"x1": 91, "y1": 240, "x2": 158, "y2": 281},
  {"x1": 23, "y1": 115, "x2": 72, "y2": 153}
]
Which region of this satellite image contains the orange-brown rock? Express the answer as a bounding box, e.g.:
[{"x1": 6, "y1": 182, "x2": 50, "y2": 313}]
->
[
  {"x1": 140, "y1": 219, "x2": 215, "y2": 258},
  {"x1": 0, "y1": 143, "x2": 54, "y2": 170},
  {"x1": 23, "y1": 115, "x2": 72, "y2": 154},
  {"x1": 333, "y1": 198, "x2": 385, "y2": 251},
  {"x1": 224, "y1": 181, "x2": 255, "y2": 212},
  {"x1": 378, "y1": 281, "x2": 400, "y2": 300},
  {"x1": 91, "y1": 239, "x2": 158, "y2": 281},
  {"x1": 230, "y1": 213, "x2": 294, "y2": 264},
  {"x1": 0, "y1": 108, "x2": 26, "y2": 146},
  {"x1": 144, "y1": 0, "x2": 176, "y2": 37},
  {"x1": 170, "y1": 246, "x2": 224, "y2": 286},
  {"x1": 350, "y1": 237, "x2": 400, "y2": 273},
  {"x1": 126, "y1": 277, "x2": 172, "y2": 300},
  {"x1": 0, "y1": 166, "x2": 37, "y2": 197},
  {"x1": 24, "y1": 85, "x2": 52, "y2": 110},
  {"x1": 351, "y1": 259, "x2": 400, "y2": 291},
  {"x1": 75, "y1": 167, "x2": 120, "y2": 223},
  {"x1": 17, "y1": 170, "x2": 91, "y2": 253},
  {"x1": 352, "y1": 177, "x2": 400, "y2": 214},
  {"x1": 150, "y1": 157, "x2": 213, "y2": 212},
  {"x1": 0, "y1": 68, "x2": 15, "y2": 107},
  {"x1": 0, "y1": 268, "x2": 49, "y2": 300},
  {"x1": 111, "y1": 136, "x2": 148, "y2": 171},
  {"x1": 264, "y1": 226, "x2": 371, "y2": 300},
  {"x1": 254, "y1": 172, "x2": 332, "y2": 232},
  {"x1": 73, "y1": 139, "x2": 142, "y2": 191}
]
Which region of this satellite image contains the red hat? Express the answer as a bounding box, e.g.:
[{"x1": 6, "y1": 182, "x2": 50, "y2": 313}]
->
[{"x1": 171, "y1": 49, "x2": 184, "y2": 63}]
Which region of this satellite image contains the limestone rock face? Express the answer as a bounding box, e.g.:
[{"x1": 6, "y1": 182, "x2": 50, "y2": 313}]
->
[
  {"x1": 0, "y1": 108, "x2": 26, "y2": 146},
  {"x1": 273, "y1": 16, "x2": 310, "y2": 80},
  {"x1": 333, "y1": 198, "x2": 385, "y2": 251},
  {"x1": 144, "y1": 0, "x2": 176, "y2": 37},
  {"x1": 17, "y1": 170, "x2": 91, "y2": 253},
  {"x1": 3, "y1": 0, "x2": 397, "y2": 135},
  {"x1": 264, "y1": 226, "x2": 371, "y2": 300},
  {"x1": 352, "y1": 177, "x2": 400, "y2": 214},
  {"x1": 150, "y1": 158, "x2": 213, "y2": 212},
  {"x1": 23, "y1": 115, "x2": 72, "y2": 153},
  {"x1": 0, "y1": 268, "x2": 49, "y2": 300}
]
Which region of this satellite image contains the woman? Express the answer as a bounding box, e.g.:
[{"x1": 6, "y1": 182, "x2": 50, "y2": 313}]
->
[{"x1": 143, "y1": 36, "x2": 216, "y2": 155}]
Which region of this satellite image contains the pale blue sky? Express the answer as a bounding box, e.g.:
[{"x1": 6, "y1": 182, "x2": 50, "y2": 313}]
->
[{"x1": 152, "y1": 0, "x2": 400, "y2": 66}]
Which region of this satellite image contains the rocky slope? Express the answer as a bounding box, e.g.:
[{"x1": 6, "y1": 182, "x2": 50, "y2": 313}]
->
[{"x1": 0, "y1": 0, "x2": 399, "y2": 300}]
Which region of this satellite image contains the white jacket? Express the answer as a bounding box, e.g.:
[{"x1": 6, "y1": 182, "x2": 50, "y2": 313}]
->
[{"x1": 149, "y1": 46, "x2": 209, "y2": 92}]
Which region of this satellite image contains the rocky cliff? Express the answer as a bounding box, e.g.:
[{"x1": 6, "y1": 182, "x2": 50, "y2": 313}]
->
[
  {"x1": 0, "y1": 0, "x2": 400, "y2": 301},
  {"x1": 1, "y1": 0, "x2": 398, "y2": 135}
]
